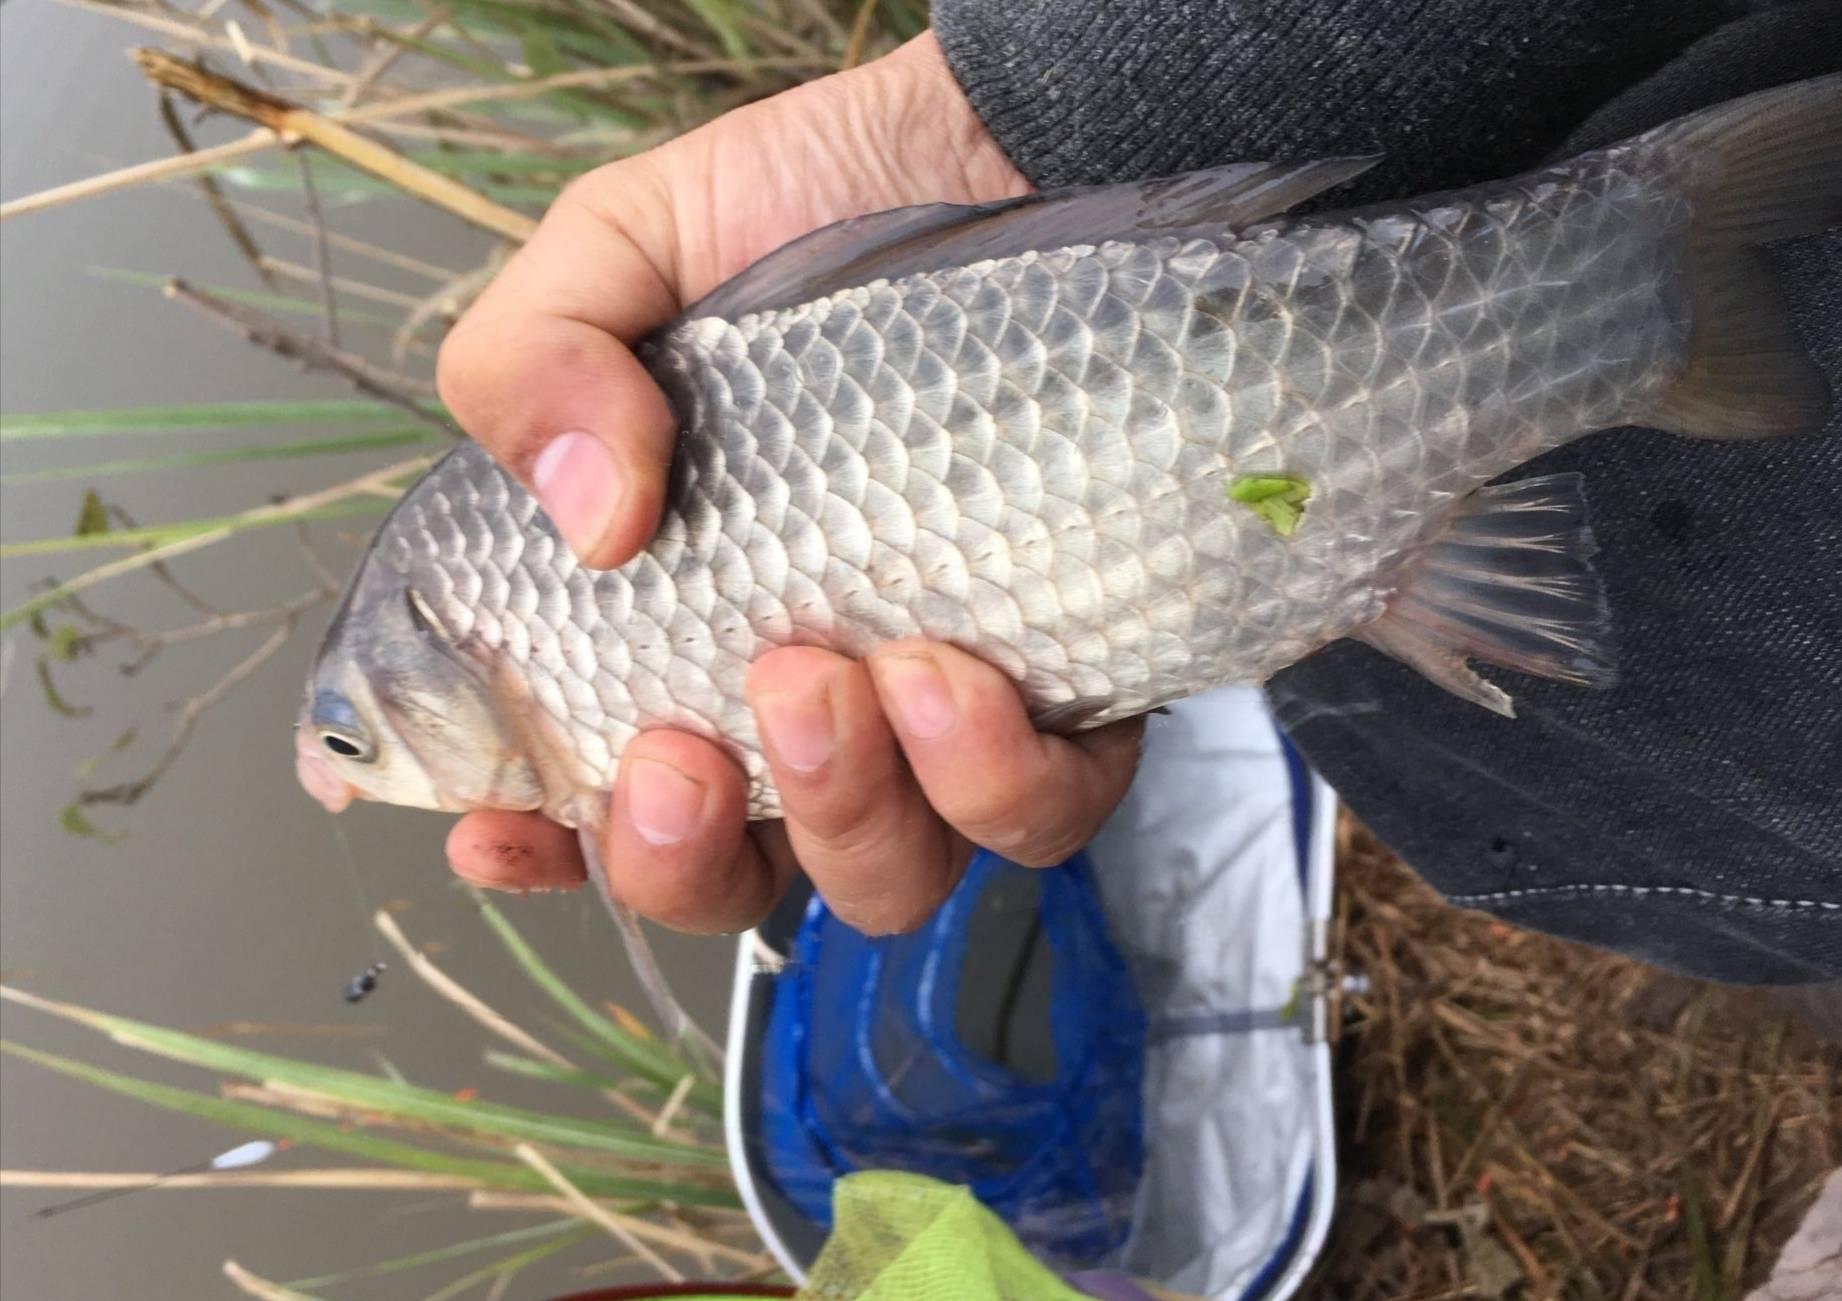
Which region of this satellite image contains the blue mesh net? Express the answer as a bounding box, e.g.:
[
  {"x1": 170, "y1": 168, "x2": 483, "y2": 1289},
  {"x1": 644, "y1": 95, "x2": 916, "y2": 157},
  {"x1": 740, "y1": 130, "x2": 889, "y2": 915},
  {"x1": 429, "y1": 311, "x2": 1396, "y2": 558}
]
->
[{"x1": 753, "y1": 849, "x2": 1147, "y2": 1264}]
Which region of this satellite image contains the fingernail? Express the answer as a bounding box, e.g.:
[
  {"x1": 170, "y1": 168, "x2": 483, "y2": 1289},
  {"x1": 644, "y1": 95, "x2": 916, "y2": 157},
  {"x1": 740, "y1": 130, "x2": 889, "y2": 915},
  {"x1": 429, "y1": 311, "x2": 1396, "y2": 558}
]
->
[
  {"x1": 755, "y1": 687, "x2": 835, "y2": 774},
  {"x1": 532, "y1": 430, "x2": 621, "y2": 561},
  {"x1": 873, "y1": 653, "x2": 957, "y2": 740},
  {"x1": 625, "y1": 758, "x2": 706, "y2": 846}
]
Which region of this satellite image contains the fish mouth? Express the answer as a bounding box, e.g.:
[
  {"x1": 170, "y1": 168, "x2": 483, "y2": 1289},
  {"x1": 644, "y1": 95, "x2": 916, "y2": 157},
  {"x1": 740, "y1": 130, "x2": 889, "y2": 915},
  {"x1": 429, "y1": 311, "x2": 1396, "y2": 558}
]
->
[{"x1": 295, "y1": 729, "x2": 356, "y2": 814}]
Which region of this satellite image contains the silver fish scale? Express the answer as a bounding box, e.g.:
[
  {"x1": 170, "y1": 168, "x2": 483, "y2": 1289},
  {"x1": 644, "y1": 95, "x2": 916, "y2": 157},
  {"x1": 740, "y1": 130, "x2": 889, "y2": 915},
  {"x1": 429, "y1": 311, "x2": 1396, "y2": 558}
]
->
[{"x1": 380, "y1": 149, "x2": 1691, "y2": 819}]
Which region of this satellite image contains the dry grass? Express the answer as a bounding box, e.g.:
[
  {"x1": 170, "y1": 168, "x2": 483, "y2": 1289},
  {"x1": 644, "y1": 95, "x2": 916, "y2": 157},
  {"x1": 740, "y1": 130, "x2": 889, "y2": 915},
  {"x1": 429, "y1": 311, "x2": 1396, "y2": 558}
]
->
[{"x1": 1319, "y1": 815, "x2": 1840, "y2": 1301}]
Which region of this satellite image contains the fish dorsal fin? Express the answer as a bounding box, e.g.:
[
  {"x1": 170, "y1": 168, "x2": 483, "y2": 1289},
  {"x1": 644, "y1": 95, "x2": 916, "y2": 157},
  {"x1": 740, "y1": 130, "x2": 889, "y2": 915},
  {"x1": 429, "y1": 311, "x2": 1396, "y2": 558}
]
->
[
  {"x1": 679, "y1": 200, "x2": 1027, "y2": 324},
  {"x1": 677, "y1": 155, "x2": 1382, "y2": 323}
]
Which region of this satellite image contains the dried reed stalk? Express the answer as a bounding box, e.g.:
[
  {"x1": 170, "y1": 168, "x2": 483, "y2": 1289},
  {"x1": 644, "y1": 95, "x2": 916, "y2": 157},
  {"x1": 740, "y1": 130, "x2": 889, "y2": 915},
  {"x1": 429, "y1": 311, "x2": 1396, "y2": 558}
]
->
[{"x1": 132, "y1": 49, "x2": 539, "y2": 242}]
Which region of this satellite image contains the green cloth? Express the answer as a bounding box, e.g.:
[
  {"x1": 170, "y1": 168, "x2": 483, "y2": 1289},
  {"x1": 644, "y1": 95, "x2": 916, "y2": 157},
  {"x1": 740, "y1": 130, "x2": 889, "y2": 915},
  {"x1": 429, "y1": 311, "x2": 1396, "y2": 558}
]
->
[{"x1": 796, "y1": 1173, "x2": 1092, "y2": 1301}]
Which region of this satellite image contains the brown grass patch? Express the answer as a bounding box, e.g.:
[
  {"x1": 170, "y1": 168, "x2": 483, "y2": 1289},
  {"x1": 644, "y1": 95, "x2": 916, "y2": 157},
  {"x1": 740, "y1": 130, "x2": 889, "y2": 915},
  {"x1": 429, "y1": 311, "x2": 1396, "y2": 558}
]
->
[{"x1": 1317, "y1": 816, "x2": 1840, "y2": 1300}]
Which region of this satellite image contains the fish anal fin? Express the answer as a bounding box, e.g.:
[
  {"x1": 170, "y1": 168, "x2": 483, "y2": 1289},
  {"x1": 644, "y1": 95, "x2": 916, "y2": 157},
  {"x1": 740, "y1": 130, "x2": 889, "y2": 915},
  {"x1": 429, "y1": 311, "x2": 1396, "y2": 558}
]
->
[
  {"x1": 674, "y1": 156, "x2": 1382, "y2": 324},
  {"x1": 1359, "y1": 473, "x2": 1616, "y2": 715}
]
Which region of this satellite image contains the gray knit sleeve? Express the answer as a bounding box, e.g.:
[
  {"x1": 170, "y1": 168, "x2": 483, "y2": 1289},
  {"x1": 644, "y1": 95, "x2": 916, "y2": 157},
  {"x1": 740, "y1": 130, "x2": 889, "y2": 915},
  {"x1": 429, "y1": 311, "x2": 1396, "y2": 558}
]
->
[{"x1": 931, "y1": 0, "x2": 1736, "y2": 198}]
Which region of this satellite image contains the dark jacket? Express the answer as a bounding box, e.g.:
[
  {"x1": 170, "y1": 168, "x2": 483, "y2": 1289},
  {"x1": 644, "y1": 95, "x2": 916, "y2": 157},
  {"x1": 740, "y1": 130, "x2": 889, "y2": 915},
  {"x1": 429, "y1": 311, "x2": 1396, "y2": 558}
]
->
[{"x1": 934, "y1": 0, "x2": 1842, "y2": 983}]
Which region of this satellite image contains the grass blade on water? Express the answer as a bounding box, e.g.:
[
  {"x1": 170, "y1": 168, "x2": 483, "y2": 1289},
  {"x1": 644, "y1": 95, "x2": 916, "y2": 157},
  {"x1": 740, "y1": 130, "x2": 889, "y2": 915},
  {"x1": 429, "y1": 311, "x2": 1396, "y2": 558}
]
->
[
  {"x1": 0, "y1": 454, "x2": 428, "y2": 632},
  {"x1": 0, "y1": 399, "x2": 405, "y2": 441},
  {"x1": 0, "y1": 986, "x2": 723, "y2": 1166},
  {"x1": 472, "y1": 893, "x2": 715, "y2": 1107},
  {"x1": 484, "y1": 1051, "x2": 634, "y2": 1094},
  {"x1": 285, "y1": 1218, "x2": 586, "y2": 1290},
  {"x1": 415, "y1": 1228, "x2": 597, "y2": 1301},
  {"x1": 0, "y1": 498, "x2": 390, "y2": 562},
  {"x1": 88, "y1": 266, "x2": 404, "y2": 329},
  {"x1": 0, "y1": 1040, "x2": 739, "y2": 1206},
  {"x1": 0, "y1": 429, "x2": 439, "y2": 486},
  {"x1": 0, "y1": 1041, "x2": 531, "y2": 1192}
]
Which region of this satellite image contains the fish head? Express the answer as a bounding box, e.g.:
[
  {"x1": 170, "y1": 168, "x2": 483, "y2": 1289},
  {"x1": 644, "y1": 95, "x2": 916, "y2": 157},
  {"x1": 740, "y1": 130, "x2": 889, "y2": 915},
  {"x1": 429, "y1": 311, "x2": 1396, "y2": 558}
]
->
[{"x1": 297, "y1": 568, "x2": 544, "y2": 817}]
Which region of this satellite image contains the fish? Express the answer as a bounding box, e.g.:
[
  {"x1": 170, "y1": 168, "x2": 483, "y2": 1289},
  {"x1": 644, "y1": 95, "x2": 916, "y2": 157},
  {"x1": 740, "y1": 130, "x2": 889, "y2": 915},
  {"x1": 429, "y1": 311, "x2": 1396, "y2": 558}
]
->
[{"x1": 297, "y1": 75, "x2": 1838, "y2": 835}]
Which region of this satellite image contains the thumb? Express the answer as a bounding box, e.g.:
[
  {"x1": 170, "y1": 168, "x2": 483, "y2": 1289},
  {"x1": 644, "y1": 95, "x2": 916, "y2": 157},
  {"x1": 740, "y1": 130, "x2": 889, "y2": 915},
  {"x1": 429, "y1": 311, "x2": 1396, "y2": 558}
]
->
[{"x1": 436, "y1": 158, "x2": 684, "y2": 569}]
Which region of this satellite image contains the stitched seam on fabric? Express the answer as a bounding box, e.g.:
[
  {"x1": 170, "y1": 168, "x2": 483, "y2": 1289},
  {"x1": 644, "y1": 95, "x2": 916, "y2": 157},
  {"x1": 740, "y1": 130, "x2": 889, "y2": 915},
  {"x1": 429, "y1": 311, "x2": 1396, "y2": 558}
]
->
[{"x1": 1450, "y1": 883, "x2": 1842, "y2": 910}]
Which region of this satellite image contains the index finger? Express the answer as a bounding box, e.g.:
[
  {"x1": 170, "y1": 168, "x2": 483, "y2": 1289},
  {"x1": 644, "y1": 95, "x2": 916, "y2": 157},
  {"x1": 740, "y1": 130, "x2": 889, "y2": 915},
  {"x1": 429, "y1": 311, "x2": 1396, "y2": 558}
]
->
[{"x1": 436, "y1": 160, "x2": 683, "y2": 569}]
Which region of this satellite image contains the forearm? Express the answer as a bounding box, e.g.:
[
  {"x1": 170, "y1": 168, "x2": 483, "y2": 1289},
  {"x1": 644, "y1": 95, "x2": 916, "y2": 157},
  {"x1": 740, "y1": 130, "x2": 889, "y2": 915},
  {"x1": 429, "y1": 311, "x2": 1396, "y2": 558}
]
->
[{"x1": 932, "y1": 0, "x2": 1736, "y2": 196}]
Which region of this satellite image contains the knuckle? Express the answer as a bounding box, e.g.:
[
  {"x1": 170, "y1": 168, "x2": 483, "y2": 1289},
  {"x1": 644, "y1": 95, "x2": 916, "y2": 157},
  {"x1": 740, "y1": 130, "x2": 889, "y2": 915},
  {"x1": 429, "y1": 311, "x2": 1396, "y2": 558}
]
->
[
  {"x1": 853, "y1": 896, "x2": 939, "y2": 937},
  {"x1": 1004, "y1": 824, "x2": 1090, "y2": 869},
  {"x1": 836, "y1": 869, "x2": 957, "y2": 937},
  {"x1": 776, "y1": 751, "x2": 897, "y2": 853},
  {"x1": 940, "y1": 781, "x2": 1033, "y2": 848},
  {"x1": 644, "y1": 905, "x2": 733, "y2": 936},
  {"x1": 795, "y1": 793, "x2": 895, "y2": 862},
  {"x1": 611, "y1": 862, "x2": 764, "y2": 936},
  {"x1": 434, "y1": 315, "x2": 487, "y2": 424},
  {"x1": 549, "y1": 165, "x2": 668, "y2": 275},
  {"x1": 652, "y1": 898, "x2": 764, "y2": 936},
  {"x1": 946, "y1": 785, "x2": 1089, "y2": 868},
  {"x1": 552, "y1": 169, "x2": 605, "y2": 213},
  {"x1": 436, "y1": 314, "x2": 594, "y2": 480}
]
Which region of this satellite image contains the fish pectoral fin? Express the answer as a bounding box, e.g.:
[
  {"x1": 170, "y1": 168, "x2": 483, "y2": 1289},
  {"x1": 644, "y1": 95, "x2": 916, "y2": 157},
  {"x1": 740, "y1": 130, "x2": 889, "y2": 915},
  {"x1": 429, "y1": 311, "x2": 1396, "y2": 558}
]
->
[
  {"x1": 576, "y1": 828, "x2": 726, "y2": 1077},
  {"x1": 1031, "y1": 695, "x2": 1121, "y2": 734},
  {"x1": 1358, "y1": 473, "x2": 1616, "y2": 716}
]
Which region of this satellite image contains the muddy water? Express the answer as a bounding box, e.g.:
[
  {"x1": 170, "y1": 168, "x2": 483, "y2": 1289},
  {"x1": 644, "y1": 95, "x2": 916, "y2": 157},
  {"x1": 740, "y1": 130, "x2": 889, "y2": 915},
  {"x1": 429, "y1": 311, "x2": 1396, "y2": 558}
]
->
[{"x1": 0, "y1": 7, "x2": 732, "y2": 1296}]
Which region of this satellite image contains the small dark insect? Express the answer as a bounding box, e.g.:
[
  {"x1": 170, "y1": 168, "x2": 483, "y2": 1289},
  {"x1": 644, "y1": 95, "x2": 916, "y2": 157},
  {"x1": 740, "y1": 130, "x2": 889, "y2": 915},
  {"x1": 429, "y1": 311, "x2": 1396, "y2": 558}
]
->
[{"x1": 342, "y1": 960, "x2": 387, "y2": 1004}]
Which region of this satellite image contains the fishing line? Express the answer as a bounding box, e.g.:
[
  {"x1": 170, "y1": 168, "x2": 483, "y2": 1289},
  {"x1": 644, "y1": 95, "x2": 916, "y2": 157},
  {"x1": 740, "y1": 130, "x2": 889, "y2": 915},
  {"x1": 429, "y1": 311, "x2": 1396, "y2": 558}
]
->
[
  {"x1": 329, "y1": 816, "x2": 372, "y2": 930},
  {"x1": 34, "y1": 1141, "x2": 284, "y2": 1219},
  {"x1": 329, "y1": 817, "x2": 387, "y2": 1003}
]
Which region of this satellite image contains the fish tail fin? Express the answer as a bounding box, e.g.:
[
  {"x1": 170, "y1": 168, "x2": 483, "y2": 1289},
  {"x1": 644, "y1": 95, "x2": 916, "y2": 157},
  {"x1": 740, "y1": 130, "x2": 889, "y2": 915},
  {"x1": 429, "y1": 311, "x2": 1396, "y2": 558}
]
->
[
  {"x1": 1360, "y1": 474, "x2": 1614, "y2": 717},
  {"x1": 1644, "y1": 73, "x2": 1840, "y2": 439}
]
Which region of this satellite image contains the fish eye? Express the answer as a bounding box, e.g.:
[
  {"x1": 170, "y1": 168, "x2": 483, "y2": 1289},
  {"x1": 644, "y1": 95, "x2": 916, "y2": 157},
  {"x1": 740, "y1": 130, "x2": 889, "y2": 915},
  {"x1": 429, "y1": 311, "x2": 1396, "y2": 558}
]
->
[
  {"x1": 311, "y1": 690, "x2": 372, "y2": 762},
  {"x1": 320, "y1": 732, "x2": 370, "y2": 761}
]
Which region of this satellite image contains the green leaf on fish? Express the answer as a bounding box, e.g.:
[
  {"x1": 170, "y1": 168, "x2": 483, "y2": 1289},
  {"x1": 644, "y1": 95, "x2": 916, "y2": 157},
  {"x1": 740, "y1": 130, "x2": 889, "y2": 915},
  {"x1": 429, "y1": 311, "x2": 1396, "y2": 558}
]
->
[{"x1": 1228, "y1": 473, "x2": 1313, "y2": 537}]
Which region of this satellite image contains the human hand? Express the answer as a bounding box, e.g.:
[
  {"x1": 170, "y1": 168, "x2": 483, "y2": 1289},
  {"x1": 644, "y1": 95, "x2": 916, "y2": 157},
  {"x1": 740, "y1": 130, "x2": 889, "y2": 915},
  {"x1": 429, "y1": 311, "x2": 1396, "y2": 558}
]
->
[{"x1": 436, "y1": 34, "x2": 1145, "y2": 934}]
